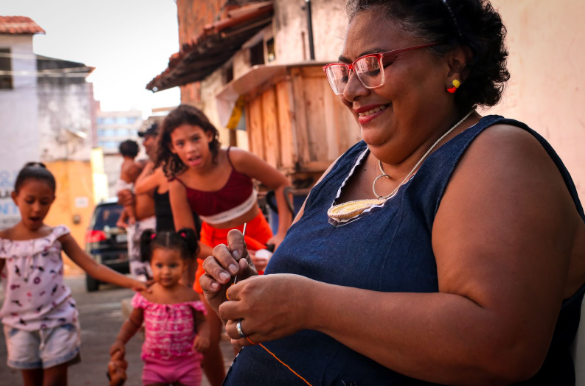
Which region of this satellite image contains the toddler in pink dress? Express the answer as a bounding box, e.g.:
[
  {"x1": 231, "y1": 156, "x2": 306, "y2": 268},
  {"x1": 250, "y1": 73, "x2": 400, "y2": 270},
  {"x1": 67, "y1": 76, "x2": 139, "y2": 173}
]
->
[
  {"x1": 133, "y1": 292, "x2": 207, "y2": 384},
  {"x1": 110, "y1": 228, "x2": 210, "y2": 386}
]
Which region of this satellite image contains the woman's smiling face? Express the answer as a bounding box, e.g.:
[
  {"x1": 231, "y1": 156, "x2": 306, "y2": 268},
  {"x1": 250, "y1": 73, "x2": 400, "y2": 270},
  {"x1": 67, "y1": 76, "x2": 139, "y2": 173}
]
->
[{"x1": 339, "y1": 9, "x2": 453, "y2": 164}]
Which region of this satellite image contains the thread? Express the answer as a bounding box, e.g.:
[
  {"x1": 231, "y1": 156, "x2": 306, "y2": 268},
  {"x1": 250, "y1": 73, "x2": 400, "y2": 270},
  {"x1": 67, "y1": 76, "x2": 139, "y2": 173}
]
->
[
  {"x1": 230, "y1": 220, "x2": 312, "y2": 385},
  {"x1": 253, "y1": 340, "x2": 314, "y2": 386}
]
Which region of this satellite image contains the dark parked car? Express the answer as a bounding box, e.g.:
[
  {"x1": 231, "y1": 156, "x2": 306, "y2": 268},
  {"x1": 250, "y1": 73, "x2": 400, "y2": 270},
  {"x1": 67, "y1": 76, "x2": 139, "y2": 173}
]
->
[{"x1": 84, "y1": 199, "x2": 129, "y2": 292}]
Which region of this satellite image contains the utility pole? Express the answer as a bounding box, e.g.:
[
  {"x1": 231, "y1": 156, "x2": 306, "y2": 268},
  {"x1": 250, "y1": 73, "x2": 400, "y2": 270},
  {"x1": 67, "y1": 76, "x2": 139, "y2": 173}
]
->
[{"x1": 305, "y1": 0, "x2": 316, "y2": 60}]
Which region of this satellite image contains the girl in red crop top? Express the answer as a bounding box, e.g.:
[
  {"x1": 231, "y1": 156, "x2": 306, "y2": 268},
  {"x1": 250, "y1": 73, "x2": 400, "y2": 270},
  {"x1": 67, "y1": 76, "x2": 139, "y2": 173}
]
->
[{"x1": 155, "y1": 104, "x2": 292, "y2": 386}]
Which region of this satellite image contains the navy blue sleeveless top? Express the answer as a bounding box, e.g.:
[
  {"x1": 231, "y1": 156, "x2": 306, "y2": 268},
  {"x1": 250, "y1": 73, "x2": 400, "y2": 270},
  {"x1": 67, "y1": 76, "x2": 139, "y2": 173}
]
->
[{"x1": 223, "y1": 115, "x2": 585, "y2": 386}]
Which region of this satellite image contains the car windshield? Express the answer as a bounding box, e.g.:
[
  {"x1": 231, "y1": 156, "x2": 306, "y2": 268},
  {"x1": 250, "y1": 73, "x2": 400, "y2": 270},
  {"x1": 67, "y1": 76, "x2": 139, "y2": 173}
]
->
[{"x1": 92, "y1": 205, "x2": 123, "y2": 230}]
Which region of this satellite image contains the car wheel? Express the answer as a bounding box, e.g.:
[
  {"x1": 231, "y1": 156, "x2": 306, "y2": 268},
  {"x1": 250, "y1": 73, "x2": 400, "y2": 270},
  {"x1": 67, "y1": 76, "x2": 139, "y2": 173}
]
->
[{"x1": 86, "y1": 274, "x2": 100, "y2": 292}]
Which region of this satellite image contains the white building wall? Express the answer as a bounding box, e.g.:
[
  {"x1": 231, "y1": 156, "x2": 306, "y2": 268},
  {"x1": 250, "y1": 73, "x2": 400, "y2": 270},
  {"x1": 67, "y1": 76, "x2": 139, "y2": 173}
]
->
[
  {"x1": 232, "y1": 49, "x2": 250, "y2": 79},
  {"x1": 273, "y1": 0, "x2": 347, "y2": 64},
  {"x1": 37, "y1": 81, "x2": 94, "y2": 162},
  {"x1": 486, "y1": 0, "x2": 585, "y2": 200},
  {"x1": 103, "y1": 154, "x2": 124, "y2": 199},
  {"x1": 200, "y1": 69, "x2": 231, "y2": 146},
  {"x1": 0, "y1": 35, "x2": 40, "y2": 228}
]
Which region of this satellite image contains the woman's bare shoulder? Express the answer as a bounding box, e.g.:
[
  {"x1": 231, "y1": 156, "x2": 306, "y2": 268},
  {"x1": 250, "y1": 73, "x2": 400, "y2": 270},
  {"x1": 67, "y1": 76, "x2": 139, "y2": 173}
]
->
[
  {"x1": 455, "y1": 123, "x2": 561, "y2": 183},
  {"x1": 469, "y1": 122, "x2": 543, "y2": 152},
  {"x1": 436, "y1": 121, "x2": 578, "y2": 253},
  {"x1": 154, "y1": 166, "x2": 166, "y2": 178}
]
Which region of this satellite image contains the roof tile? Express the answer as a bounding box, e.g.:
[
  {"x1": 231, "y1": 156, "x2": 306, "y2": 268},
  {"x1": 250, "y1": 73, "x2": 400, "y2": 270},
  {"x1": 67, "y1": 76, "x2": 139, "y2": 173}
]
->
[
  {"x1": 0, "y1": 16, "x2": 45, "y2": 35},
  {"x1": 146, "y1": 1, "x2": 273, "y2": 92}
]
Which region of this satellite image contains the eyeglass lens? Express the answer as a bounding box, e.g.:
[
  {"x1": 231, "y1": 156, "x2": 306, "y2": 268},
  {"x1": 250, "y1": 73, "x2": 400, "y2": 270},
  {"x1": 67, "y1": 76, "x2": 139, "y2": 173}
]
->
[{"x1": 325, "y1": 55, "x2": 384, "y2": 95}]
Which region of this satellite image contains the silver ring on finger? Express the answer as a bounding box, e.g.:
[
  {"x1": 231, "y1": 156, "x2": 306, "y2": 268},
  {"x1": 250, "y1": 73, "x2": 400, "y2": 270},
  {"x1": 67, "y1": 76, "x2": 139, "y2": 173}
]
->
[{"x1": 236, "y1": 320, "x2": 247, "y2": 339}]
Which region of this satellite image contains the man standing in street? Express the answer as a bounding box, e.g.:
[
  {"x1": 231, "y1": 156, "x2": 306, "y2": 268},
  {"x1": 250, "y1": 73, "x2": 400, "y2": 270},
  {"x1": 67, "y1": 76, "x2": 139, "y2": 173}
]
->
[{"x1": 118, "y1": 122, "x2": 159, "y2": 281}]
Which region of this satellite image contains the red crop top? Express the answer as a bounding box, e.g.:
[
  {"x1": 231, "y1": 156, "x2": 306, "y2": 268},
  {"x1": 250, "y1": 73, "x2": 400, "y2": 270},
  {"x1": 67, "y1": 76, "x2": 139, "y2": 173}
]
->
[{"x1": 172, "y1": 147, "x2": 254, "y2": 219}]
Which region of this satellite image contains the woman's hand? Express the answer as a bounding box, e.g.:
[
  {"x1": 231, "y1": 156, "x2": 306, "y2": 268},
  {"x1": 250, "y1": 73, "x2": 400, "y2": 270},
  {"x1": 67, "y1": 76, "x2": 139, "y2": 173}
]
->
[
  {"x1": 220, "y1": 273, "x2": 315, "y2": 347},
  {"x1": 200, "y1": 229, "x2": 259, "y2": 316}
]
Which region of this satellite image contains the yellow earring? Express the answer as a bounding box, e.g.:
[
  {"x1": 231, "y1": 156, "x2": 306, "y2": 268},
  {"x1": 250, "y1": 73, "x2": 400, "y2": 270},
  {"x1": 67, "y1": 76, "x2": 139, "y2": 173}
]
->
[{"x1": 447, "y1": 79, "x2": 461, "y2": 94}]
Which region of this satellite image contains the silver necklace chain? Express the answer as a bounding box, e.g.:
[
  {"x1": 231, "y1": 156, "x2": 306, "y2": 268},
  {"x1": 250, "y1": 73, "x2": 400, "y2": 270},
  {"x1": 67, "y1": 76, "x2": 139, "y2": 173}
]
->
[{"x1": 373, "y1": 110, "x2": 475, "y2": 200}]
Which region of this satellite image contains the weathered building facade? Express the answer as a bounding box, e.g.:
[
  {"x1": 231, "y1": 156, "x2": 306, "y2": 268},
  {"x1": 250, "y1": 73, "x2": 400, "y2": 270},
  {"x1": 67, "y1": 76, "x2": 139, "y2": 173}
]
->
[
  {"x1": 37, "y1": 55, "x2": 95, "y2": 162},
  {"x1": 147, "y1": 0, "x2": 585, "y2": 201},
  {"x1": 0, "y1": 16, "x2": 43, "y2": 229},
  {"x1": 147, "y1": 1, "x2": 356, "y2": 190},
  {"x1": 0, "y1": 16, "x2": 98, "y2": 262}
]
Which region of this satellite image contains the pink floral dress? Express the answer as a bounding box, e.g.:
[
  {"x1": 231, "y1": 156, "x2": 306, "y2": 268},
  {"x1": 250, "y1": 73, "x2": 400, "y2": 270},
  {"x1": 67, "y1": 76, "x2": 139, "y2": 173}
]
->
[
  {"x1": 131, "y1": 292, "x2": 207, "y2": 361},
  {"x1": 0, "y1": 226, "x2": 78, "y2": 331}
]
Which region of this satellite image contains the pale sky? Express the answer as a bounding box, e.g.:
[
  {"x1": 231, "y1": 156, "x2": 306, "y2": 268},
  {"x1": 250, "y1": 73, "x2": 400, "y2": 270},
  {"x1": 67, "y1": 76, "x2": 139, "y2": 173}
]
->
[{"x1": 2, "y1": 0, "x2": 181, "y2": 117}]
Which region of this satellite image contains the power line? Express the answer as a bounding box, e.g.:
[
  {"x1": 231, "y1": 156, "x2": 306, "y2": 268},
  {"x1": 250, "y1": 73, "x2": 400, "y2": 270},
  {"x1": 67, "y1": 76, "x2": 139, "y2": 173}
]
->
[
  {"x1": 0, "y1": 52, "x2": 89, "y2": 63},
  {"x1": 0, "y1": 70, "x2": 92, "y2": 78},
  {"x1": 0, "y1": 70, "x2": 93, "y2": 77}
]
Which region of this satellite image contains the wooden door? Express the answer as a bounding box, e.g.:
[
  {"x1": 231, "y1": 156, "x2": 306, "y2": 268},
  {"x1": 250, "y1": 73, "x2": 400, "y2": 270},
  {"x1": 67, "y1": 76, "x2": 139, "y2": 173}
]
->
[{"x1": 290, "y1": 67, "x2": 360, "y2": 172}]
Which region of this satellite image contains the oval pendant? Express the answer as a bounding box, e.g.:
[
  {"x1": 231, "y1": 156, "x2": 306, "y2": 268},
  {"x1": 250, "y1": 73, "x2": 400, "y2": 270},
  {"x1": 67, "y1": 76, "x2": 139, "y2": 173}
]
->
[{"x1": 327, "y1": 198, "x2": 386, "y2": 220}]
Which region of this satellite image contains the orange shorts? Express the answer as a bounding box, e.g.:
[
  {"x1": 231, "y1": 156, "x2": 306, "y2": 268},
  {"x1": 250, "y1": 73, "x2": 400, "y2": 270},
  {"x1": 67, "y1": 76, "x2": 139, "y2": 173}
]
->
[{"x1": 193, "y1": 211, "x2": 273, "y2": 293}]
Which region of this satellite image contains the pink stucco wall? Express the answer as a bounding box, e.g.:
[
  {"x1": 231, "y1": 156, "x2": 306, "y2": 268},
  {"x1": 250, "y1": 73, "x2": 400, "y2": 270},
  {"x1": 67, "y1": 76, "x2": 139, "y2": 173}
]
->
[{"x1": 487, "y1": 0, "x2": 585, "y2": 199}]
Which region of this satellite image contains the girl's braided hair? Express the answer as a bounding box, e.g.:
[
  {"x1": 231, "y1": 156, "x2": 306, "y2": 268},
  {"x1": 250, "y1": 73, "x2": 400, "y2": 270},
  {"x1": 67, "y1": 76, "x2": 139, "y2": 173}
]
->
[{"x1": 139, "y1": 228, "x2": 199, "y2": 263}]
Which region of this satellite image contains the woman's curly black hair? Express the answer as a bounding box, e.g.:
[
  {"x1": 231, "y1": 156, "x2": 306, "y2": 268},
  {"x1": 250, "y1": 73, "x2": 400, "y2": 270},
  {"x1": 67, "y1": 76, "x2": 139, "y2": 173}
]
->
[
  {"x1": 139, "y1": 228, "x2": 199, "y2": 263},
  {"x1": 346, "y1": 0, "x2": 510, "y2": 112},
  {"x1": 155, "y1": 104, "x2": 221, "y2": 178}
]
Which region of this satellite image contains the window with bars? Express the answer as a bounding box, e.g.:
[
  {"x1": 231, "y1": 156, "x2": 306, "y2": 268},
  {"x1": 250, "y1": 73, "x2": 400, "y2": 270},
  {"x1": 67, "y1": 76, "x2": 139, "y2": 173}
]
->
[
  {"x1": 249, "y1": 41, "x2": 265, "y2": 66},
  {"x1": 0, "y1": 48, "x2": 13, "y2": 90}
]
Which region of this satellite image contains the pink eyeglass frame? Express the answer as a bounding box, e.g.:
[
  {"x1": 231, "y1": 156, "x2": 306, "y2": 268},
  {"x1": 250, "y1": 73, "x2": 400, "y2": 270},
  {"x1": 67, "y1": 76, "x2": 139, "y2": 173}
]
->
[{"x1": 322, "y1": 42, "x2": 441, "y2": 94}]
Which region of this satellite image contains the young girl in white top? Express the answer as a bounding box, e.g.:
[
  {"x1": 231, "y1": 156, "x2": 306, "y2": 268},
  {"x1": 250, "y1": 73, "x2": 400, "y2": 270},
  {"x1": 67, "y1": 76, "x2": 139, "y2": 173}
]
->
[{"x1": 0, "y1": 162, "x2": 149, "y2": 386}]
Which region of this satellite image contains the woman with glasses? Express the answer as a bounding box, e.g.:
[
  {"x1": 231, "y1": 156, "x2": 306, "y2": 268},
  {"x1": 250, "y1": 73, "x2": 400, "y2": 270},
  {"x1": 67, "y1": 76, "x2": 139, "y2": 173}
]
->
[{"x1": 201, "y1": 1, "x2": 585, "y2": 385}]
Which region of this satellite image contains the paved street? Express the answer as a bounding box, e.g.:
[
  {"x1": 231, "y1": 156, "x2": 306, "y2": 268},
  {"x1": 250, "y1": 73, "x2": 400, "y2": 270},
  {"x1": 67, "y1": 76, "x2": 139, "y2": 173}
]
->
[{"x1": 0, "y1": 276, "x2": 235, "y2": 386}]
